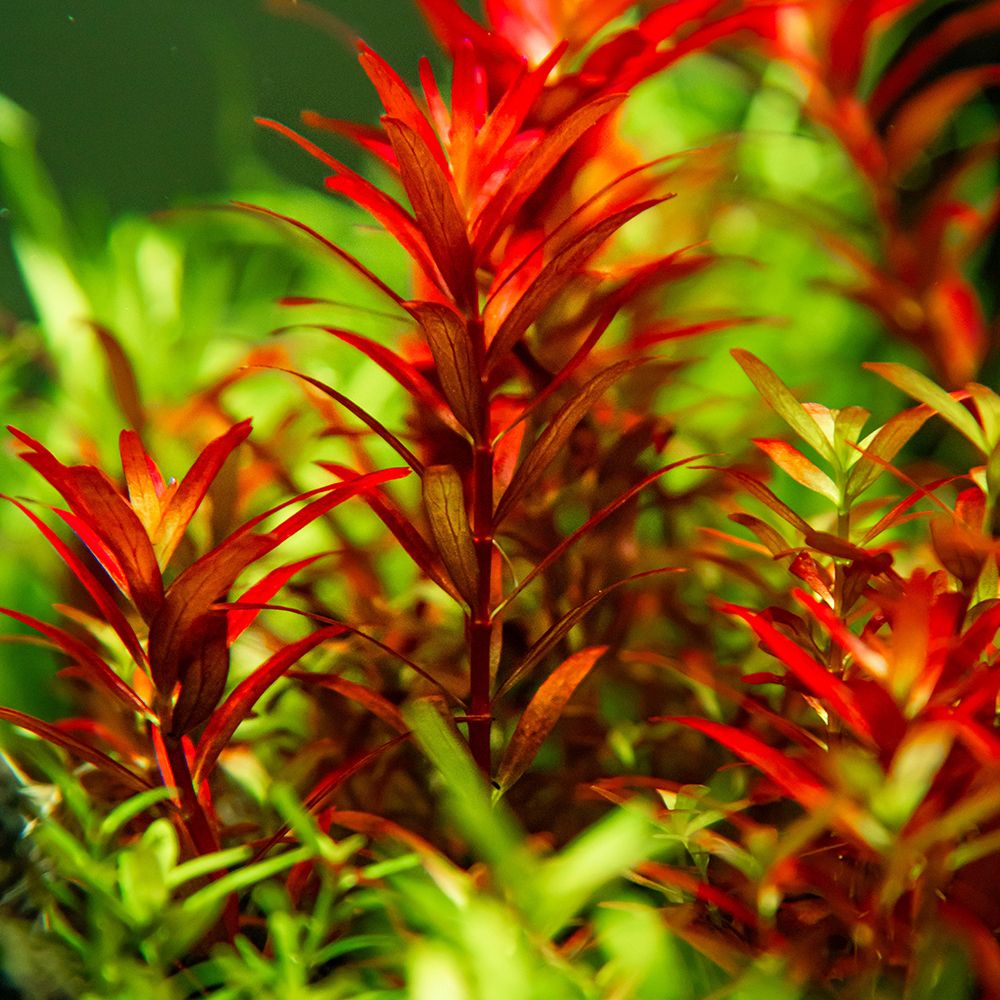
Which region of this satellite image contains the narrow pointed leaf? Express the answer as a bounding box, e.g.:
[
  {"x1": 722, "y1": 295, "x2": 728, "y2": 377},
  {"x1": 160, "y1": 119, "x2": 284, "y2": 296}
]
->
[
  {"x1": 486, "y1": 200, "x2": 665, "y2": 370},
  {"x1": 0, "y1": 707, "x2": 153, "y2": 793},
  {"x1": 496, "y1": 646, "x2": 607, "y2": 793},
  {"x1": 92, "y1": 323, "x2": 146, "y2": 432},
  {"x1": 275, "y1": 367, "x2": 424, "y2": 473},
  {"x1": 732, "y1": 351, "x2": 835, "y2": 460},
  {"x1": 846, "y1": 404, "x2": 933, "y2": 498},
  {"x1": 720, "y1": 603, "x2": 876, "y2": 744},
  {"x1": 724, "y1": 469, "x2": 813, "y2": 535},
  {"x1": 422, "y1": 465, "x2": 478, "y2": 606},
  {"x1": 227, "y1": 553, "x2": 330, "y2": 646},
  {"x1": 864, "y1": 362, "x2": 987, "y2": 453},
  {"x1": 289, "y1": 671, "x2": 407, "y2": 734},
  {"x1": 154, "y1": 420, "x2": 253, "y2": 568},
  {"x1": 118, "y1": 431, "x2": 161, "y2": 535},
  {"x1": 473, "y1": 94, "x2": 626, "y2": 254},
  {"x1": 317, "y1": 461, "x2": 460, "y2": 600},
  {"x1": 407, "y1": 301, "x2": 481, "y2": 434},
  {"x1": 357, "y1": 43, "x2": 448, "y2": 172},
  {"x1": 495, "y1": 357, "x2": 647, "y2": 525},
  {"x1": 497, "y1": 460, "x2": 696, "y2": 614},
  {"x1": 668, "y1": 716, "x2": 828, "y2": 810},
  {"x1": 3, "y1": 495, "x2": 147, "y2": 669},
  {"x1": 231, "y1": 201, "x2": 403, "y2": 306},
  {"x1": 383, "y1": 116, "x2": 476, "y2": 312},
  {"x1": 752, "y1": 439, "x2": 839, "y2": 503},
  {"x1": 0, "y1": 608, "x2": 149, "y2": 716},
  {"x1": 193, "y1": 626, "x2": 344, "y2": 784},
  {"x1": 496, "y1": 568, "x2": 680, "y2": 700}
]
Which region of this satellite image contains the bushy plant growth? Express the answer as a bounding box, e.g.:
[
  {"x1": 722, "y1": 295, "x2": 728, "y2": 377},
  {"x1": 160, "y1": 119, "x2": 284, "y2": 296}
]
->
[{"x1": 1, "y1": 1, "x2": 999, "y2": 996}]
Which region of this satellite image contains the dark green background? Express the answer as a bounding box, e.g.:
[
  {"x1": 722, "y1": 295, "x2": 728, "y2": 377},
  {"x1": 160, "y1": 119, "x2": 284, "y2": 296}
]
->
[{"x1": 1, "y1": 1, "x2": 434, "y2": 314}]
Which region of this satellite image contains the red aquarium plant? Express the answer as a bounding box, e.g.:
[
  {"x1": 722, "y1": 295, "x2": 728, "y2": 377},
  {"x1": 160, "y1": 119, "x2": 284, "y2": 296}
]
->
[
  {"x1": 247, "y1": 21, "x2": 737, "y2": 784},
  {"x1": 1, "y1": 422, "x2": 406, "y2": 856},
  {"x1": 765, "y1": 0, "x2": 1000, "y2": 384}
]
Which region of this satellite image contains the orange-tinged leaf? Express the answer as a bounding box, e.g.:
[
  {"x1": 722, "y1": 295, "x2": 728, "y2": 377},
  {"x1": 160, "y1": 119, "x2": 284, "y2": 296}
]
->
[
  {"x1": 724, "y1": 469, "x2": 812, "y2": 536},
  {"x1": 118, "y1": 431, "x2": 161, "y2": 535},
  {"x1": 486, "y1": 199, "x2": 665, "y2": 370},
  {"x1": 91, "y1": 323, "x2": 146, "y2": 433},
  {"x1": 422, "y1": 465, "x2": 478, "y2": 606},
  {"x1": 885, "y1": 67, "x2": 1000, "y2": 178},
  {"x1": 383, "y1": 116, "x2": 476, "y2": 312},
  {"x1": 494, "y1": 357, "x2": 648, "y2": 525},
  {"x1": 154, "y1": 420, "x2": 253, "y2": 569},
  {"x1": 472, "y1": 93, "x2": 626, "y2": 254},
  {"x1": 0, "y1": 707, "x2": 153, "y2": 793},
  {"x1": 846, "y1": 403, "x2": 933, "y2": 499},
  {"x1": 752, "y1": 439, "x2": 839, "y2": 503},
  {"x1": 496, "y1": 646, "x2": 607, "y2": 792},
  {"x1": 407, "y1": 301, "x2": 481, "y2": 435},
  {"x1": 192, "y1": 626, "x2": 344, "y2": 783}
]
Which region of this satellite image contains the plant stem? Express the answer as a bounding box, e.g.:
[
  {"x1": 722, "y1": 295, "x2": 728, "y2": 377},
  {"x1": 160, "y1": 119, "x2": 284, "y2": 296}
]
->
[{"x1": 468, "y1": 316, "x2": 494, "y2": 776}]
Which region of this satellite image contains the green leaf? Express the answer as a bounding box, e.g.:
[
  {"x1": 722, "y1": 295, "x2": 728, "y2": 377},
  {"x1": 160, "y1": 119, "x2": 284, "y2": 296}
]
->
[
  {"x1": 404, "y1": 700, "x2": 528, "y2": 880},
  {"x1": 422, "y1": 465, "x2": 478, "y2": 606},
  {"x1": 846, "y1": 404, "x2": 933, "y2": 499},
  {"x1": 118, "y1": 819, "x2": 176, "y2": 924},
  {"x1": 732, "y1": 350, "x2": 835, "y2": 460},
  {"x1": 864, "y1": 362, "x2": 987, "y2": 454},
  {"x1": 531, "y1": 804, "x2": 655, "y2": 936},
  {"x1": 496, "y1": 646, "x2": 607, "y2": 794},
  {"x1": 968, "y1": 383, "x2": 1000, "y2": 449},
  {"x1": 98, "y1": 786, "x2": 176, "y2": 846},
  {"x1": 495, "y1": 357, "x2": 647, "y2": 525}
]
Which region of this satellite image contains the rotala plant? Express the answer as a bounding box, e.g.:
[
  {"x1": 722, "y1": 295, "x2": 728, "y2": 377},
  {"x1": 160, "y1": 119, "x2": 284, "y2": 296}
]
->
[{"x1": 1, "y1": 1, "x2": 998, "y2": 997}]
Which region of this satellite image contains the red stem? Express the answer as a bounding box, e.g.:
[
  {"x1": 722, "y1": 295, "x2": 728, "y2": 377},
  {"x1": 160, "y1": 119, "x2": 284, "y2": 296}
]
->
[{"x1": 467, "y1": 316, "x2": 494, "y2": 775}]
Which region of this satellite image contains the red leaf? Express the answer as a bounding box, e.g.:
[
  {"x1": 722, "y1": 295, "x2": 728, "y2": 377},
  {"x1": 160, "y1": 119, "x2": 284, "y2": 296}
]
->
[
  {"x1": 273, "y1": 367, "x2": 424, "y2": 473},
  {"x1": 289, "y1": 671, "x2": 407, "y2": 734},
  {"x1": 485, "y1": 198, "x2": 666, "y2": 369},
  {"x1": 496, "y1": 646, "x2": 607, "y2": 792},
  {"x1": 154, "y1": 420, "x2": 253, "y2": 569},
  {"x1": 231, "y1": 201, "x2": 403, "y2": 306},
  {"x1": 669, "y1": 716, "x2": 829, "y2": 809},
  {"x1": 227, "y1": 553, "x2": 331, "y2": 646},
  {"x1": 192, "y1": 626, "x2": 344, "y2": 784},
  {"x1": 0, "y1": 706, "x2": 153, "y2": 793},
  {"x1": 118, "y1": 431, "x2": 162, "y2": 535},
  {"x1": 0, "y1": 607, "x2": 149, "y2": 716},
  {"x1": 317, "y1": 461, "x2": 461, "y2": 600},
  {"x1": 358, "y1": 43, "x2": 449, "y2": 173},
  {"x1": 300, "y1": 111, "x2": 397, "y2": 168},
  {"x1": 720, "y1": 603, "x2": 878, "y2": 744},
  {"x1": 471, "y1": 94, "x2": 626, "y2": 254},
  {"x1": 383, "y1": 117, "x2": 476, "y2": 312},
  {"x1": 2, "y1": 494, "x2": 147, "y2": 670}
]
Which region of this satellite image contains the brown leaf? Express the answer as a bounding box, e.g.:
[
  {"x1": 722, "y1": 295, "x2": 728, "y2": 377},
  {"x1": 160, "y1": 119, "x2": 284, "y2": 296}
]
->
[
  {"x1": 422, "y1": 465, "x2": 478, "y2": 606},
  {"x1": 496, "y1": 646, "x2": 607, "y2": 793}
]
